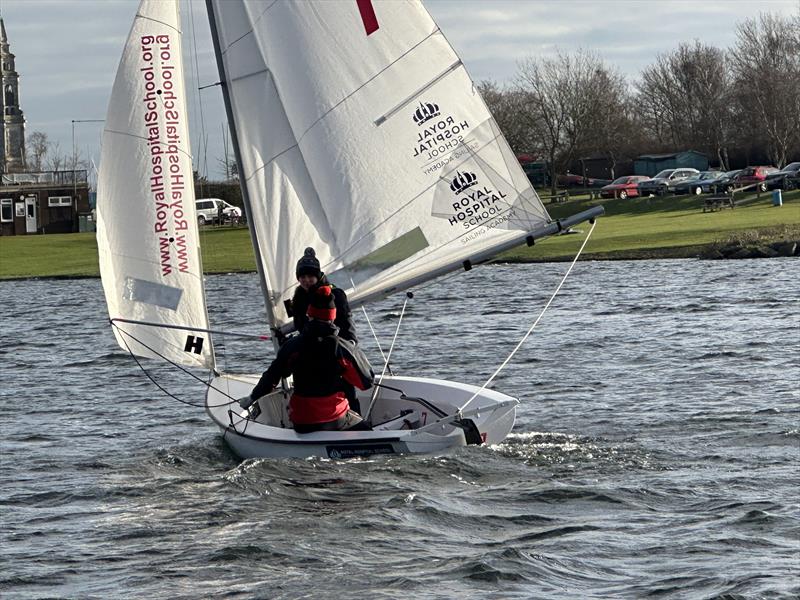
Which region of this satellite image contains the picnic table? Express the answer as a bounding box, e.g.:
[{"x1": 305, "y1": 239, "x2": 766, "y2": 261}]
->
[{"x1": 703, "y1": 196, "x2": 734, "y2": 212}]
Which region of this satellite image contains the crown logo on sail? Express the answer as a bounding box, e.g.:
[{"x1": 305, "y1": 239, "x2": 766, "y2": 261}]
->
[
  {"x1": 413, "y1": 101, "x2": 440, "y2": 125},
  {"x1": 450, "y1": 171, "x2": 478, "y2": 195}
]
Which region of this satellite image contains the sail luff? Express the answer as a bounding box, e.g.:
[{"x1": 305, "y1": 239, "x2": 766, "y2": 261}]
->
[{"x1": 205, "y1": 0, "x2": 281, "y2": 345}]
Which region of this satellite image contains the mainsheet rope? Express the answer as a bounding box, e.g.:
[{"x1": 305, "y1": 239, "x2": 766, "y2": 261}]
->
[{"x1": 456, "y1": 220, "x2": 598, "y2": 417}]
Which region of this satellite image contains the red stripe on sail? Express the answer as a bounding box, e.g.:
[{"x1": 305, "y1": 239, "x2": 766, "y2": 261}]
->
[{"x1": 356, "y1": 0, "x2": 379, "y2": 35}]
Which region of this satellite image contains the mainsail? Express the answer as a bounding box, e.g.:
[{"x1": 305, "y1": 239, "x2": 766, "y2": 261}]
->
[
  {"x1": 207, "y1": 0, "x2": 550, "y2": 331},
  {"x1": 97, "y1": 0, "x2": 213, "y2": 368}
]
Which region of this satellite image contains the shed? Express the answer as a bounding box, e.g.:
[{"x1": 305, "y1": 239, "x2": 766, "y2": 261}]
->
[
  {"x1": 572, "y1": 155, "x2": 634, "y2": 180},
  {"x1": 634, "y1": 151, "x2": 708, "y2": 176},
  {"x1": 0, "y1": 170, "x2": 91, "y2": 236}
]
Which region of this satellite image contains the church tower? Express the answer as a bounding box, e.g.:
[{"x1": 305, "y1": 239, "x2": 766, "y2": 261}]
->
[{"x1": 1, "y1": 18, "x2": 26, "y2": 173}]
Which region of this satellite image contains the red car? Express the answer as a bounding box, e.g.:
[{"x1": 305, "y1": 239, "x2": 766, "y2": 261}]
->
[
  {"x1": 600, "y1": 175, "x2": 651, "y2": 199},
  {"x1": 735, "y1": 166, "x2": 779, "y2": 192}
]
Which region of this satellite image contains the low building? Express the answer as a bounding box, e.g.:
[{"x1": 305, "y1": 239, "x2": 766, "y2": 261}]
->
[
  {"x1": 572, "y1": 155, "x2": 634, "y2": 180},
  {"x1": 634, "y1": 151, "x2": 709, "y2": 176},
  {"x1": 0, "y1": 170, "x2": 91, "y2": 236}
]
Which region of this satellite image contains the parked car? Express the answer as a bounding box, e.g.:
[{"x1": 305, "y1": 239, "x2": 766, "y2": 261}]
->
[
  {"x1": 735, "y1": 166, "x2": 779, "y2": 192},
  {"x1": 195, "y1": 198, "x2": 242, "y2": 225},
  {"x1": 637, "y1": 168, "x2": 700, "y2": 196},
  {"x1": 765, "y1": 162, "x2": 800, "y2": 190},
  {"x1": 710, "y1": 169, "x2": 742, "y2": 194},
  {"x1": 600, "y1": 175, "x2": 651, "y2": 199},
  {"x1": 672, "y1": 171, "x2": 727, "y2": 195},
  {"x1": 557, "y1": 173, "x2": 610, "y2": 188}
]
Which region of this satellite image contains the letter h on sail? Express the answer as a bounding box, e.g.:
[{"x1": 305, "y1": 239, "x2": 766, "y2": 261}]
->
[{"x1": 184, "y1": 335, "x2": 204, "y2": 354}]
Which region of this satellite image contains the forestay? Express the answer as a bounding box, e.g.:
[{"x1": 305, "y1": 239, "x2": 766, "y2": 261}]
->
[
  {"x1": 208, "y1": 0, "x2": 550, "y2": 331},
  {"x1": 97, "y1": 0, "x2": 214, "y2": 369}
]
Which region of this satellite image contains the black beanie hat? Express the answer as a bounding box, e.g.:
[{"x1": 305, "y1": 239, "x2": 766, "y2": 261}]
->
[{"x1": 296, "y1": 247, "x2": 321, "y2": 279}]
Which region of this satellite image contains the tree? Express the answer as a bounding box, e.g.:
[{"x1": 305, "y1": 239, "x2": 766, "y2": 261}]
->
[
  {"x1": 45, "y1": 141, "x2": 68, "y2": 172},
  {"x1": 515, "y1": 49, "x2": 623, "y2": 194},
  {"x1": 637, "y1": 41, "x2": 734, "y2": 169},
  {"x1": 581, "y1": 69, "x2": 639, "y2": 180},
  {"x1": 477, "y1": 80, "x2": 536, "y2": 155},
  {"x1": 216, "y1": 126, "x2": 239, "y2": 182},
  {"x1": 729, "y1": 12, "x2": 800, "y2": 168},
  {"x1": 216, "y1": 155, "x2": 238, "y2": 181},
  {"x1": 26, "y1": 131, "x2": 49, "y2": 172}
]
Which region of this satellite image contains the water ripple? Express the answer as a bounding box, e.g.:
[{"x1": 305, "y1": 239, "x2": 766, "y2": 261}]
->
[{"x1": 2, "y1": 260, "x2": 799, "y2": 599}]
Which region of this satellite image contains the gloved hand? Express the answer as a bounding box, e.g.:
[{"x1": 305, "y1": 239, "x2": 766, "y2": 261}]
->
[{"x1": 238, "y1": 395, "x2": 257, "y2": 410}]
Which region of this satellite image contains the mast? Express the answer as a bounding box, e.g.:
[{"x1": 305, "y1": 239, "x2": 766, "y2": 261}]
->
[{"x1": 204, "y1": 0, "x2": 281, "y2": 350}]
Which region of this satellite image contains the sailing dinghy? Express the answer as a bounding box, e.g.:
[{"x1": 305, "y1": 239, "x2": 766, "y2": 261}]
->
[{"x1": 97, "y1": 0, "x2": 602, "y2": 460}]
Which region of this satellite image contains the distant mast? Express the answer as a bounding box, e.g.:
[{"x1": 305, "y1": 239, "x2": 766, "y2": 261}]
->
[{"x1": 0, "y1": 18, "x2": 26, "y2": 173}]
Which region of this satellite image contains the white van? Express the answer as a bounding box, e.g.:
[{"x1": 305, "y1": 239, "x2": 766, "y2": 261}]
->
[{"x1": 195, "y1": 198, "x2": 242, "y2": 225}]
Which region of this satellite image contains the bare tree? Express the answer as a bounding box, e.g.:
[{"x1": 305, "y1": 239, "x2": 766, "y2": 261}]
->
[
  {"x1": 515, "y1": 49, "x2": 620, "y2": 194},
  {"x1": 637, "y1": 41, "x2": 734, "y2": 168},
  {"x1": 582, "y1": 69, "x2": 639, "y2": 179},
  {"x1": 45, "y1": 141, "x2": 68, "y2": 172},
  {"x1": 477, "y1": 80, "x2": 536, "y2": 155},
  {"x1": 216, "y1": 126, "x2": 239, "y2": 181},
  {"x1": 729, "y1": 13, "x2": 800, "y2": 167},
  {"x1": 216, "y1": 156, "x2": 238, "y2": 181},
  {"x1": 26, "y1": 131, "x2": 49, "y2": 172}
]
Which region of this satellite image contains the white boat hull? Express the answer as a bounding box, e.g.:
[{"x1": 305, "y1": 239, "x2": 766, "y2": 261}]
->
[{"x1": 205, "y1": 374, "x2": 518, "y2": 459}]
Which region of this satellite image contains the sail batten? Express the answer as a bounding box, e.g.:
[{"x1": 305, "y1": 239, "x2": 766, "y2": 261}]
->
[{"x1": 375, "y1": 59, "x2": 463, "y2": 126}]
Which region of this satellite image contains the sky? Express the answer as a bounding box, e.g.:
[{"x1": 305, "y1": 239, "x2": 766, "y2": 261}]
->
[{"x1": 0, "y1": 0, "x2": 797, "y2": 180}]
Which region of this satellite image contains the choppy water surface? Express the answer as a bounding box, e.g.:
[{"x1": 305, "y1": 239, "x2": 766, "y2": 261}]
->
[{"x1": 1, "y1": 259, "x2": 798, "y2": 599}]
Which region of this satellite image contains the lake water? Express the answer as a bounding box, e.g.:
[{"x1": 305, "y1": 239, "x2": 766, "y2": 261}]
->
[{"x1": 1, "y1": 259, "x2": 798, "y2": 599}]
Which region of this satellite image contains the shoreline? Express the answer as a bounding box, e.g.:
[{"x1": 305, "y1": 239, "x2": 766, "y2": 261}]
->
[
  {"x1": 1, "y1": 191, "x2": 797, "y2": 281},
  {"x1": 2, "y1": 243, "x2": 796, "y2": 283}
]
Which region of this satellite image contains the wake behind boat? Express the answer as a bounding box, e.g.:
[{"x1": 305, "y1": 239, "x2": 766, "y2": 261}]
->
[{"x1": 96, "y1": 0, "x2": 602, "y2": 460}]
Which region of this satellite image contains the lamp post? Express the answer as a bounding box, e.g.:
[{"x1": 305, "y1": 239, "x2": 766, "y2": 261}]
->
[{"x1": 71, "y1": 118, "x2": 104, "y2": 203}]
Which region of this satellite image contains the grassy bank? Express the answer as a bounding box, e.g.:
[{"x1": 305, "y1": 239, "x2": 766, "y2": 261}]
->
[
  {"x1": 499, "y1": 189, "x2": 799, "y2": 261},
  {"x1": 0, "y1": 191, "x2": 797, "y2": 280},
  {"x1": 0, "y1": 226, "x2": 257, "y2": 280}
]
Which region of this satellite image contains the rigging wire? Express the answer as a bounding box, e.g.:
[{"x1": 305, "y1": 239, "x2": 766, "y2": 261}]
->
[
  {"x1": 359, "y1": 305, "x2": 391, "y2": 373},
  {"x1": 456, "y1": 220, "x2": 598, "y2": 416},
  {"x1": 347, "y1": 275, "x2": 391, "y2": 373},
  {"x1": 187, "y1": 0, "x2": 209, "y2": 180},
  {"x1": 364, "y1": 294, "x2": 410, "y2": 421},
  {"x1": 187, "y1": 0, "x2": 236, "y2": 396},
  {"x1": 185, "y1": 0, "x2": 201, "y2": 178}
]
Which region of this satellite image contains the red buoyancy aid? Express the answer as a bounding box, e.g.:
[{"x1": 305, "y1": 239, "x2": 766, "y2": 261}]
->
[{"x1": 288, "y1": 391, "x2": 349, "y2": 425}]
